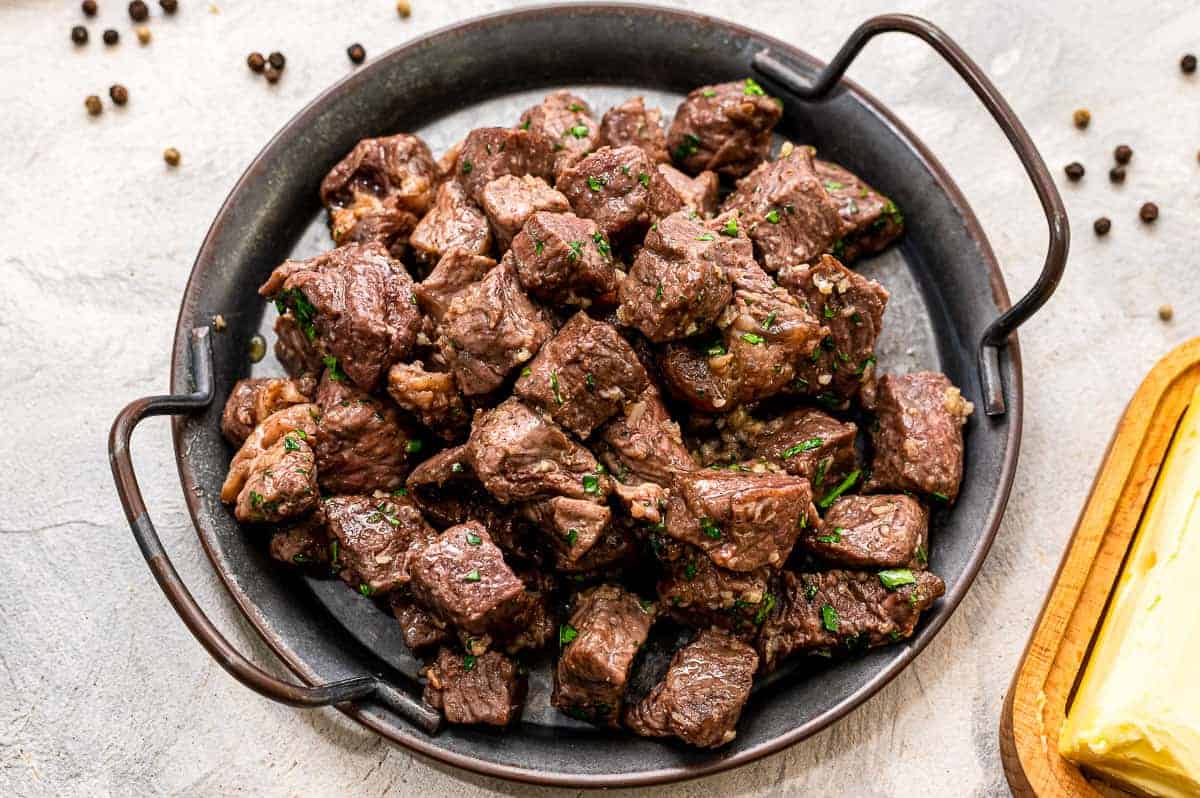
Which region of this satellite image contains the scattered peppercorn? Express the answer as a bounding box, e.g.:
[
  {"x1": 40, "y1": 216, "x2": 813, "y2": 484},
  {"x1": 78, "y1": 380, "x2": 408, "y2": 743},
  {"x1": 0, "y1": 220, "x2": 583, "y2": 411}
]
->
[
  {"x1": 1114, "y1": 144, "x2": 1133, "y2": 164},
  {"x1": 1093, "y1": 217, "x2": 1111, "y2": 236},
  {"x1": 71, "y1": 25, "x2": 89, "y2": 45},
  {"x1": 129, "y1": 0, "x2": 148, "y2": 21},
  {"x1": 1109, "y1": 165, "x2": 1125, "y2": 184},
  {"x1": 1073, "y1": 108, "x2": 1090, "y2": 129},
  {"x1": 109, "y1": 84, "x2": 129, "y2": 105},
  {"x1": 1183, "y1": 54, "x2": 1197, "y2": 74},
  {"x1": 248, "y1": 334, "x2": 267, "y2": 363},
  {"x1": 347, "y1": 43, "x2": 365, "y2": 64},
  {"x1": 396, "y1": 0, "x2": 412, "y2": 18},
  {"x1": 103, "y1": 28, "x2": 119, "y2": 45},
  {"x1": 1064, "y1": 162, "x2": 1085, "y2": 181},
  {"x1": 247, "y1": 51, "x2": 265, "y2": 73},
  {"x1": 267, "y1": 51, "x2": 285, "y2": 70},
  {"x1": 85, "y1": 95, "x2": 103, "y2": 115},
  {"x1": 82, "y1": 0, "x2": 98, "y2": 16},
  {"x1": 163, "y1": 146, "x2": 181, "y2": 166},
  {"x1": 159, "y1": 0, "x2": 178, "y2": 12},
  {"x1": 264, "y1": 64, "x2": 281, "y2": 83},
  {"x1": 1159, "y1": 305, "x2": 1174, "y2": 322},
  {"x1": 1139, "y1": 202, "x2": 1159, "y2": 223},
  {"x1": 136, "y1": 26, "x2": 151, "y2": 44}
]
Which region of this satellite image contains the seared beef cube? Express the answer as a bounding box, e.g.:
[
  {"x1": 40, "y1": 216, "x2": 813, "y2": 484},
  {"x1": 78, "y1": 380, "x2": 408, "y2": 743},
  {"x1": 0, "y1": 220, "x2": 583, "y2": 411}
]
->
[
  {"x1": 273, "y1": 312, "x2": 326, "y2": 379},
  {"x1": 494, "y1": 583, "x2": 558, "y2": 655},
  {"x1": 320, "y1": 133, "x2": 438, "y2": 256},
  {"x1": 553, "y1": 584, "x2": 656, "y2": 724},
  {"x1": 455, "y1": 127, "x2": 557, "y2": 203},
  {"x1": 386, "y1": 361, "x2": 469, "y2": 440},
  {"x1": 778, "y1": 254, "x2": 889, "y2": 403},
  {"x1": 658, "y1": 553, "x2": 772, "y2": 638},
  {"x1": 414, "y1": 248, "x2": 496, "y2": 323},
  {"x1": 814, "y1": 159, "x2": 904, "y2": 261},
  {"x1": 556, "y1": 146, "x2": 684, "y2": 239},
  {"x1": 657, "y1": 343, "x2": 735, "y2": 414},
  {"x1": 409, "y1": 180, "x2": 492, "y2": 265},
  {"x1": 657, "y1": 163, "x2": 719, "y2": 217},
  {"x1": 520, "y1": 496, "x2": 610, "y2": 569},
  {"x1": 259, "y1": 241, "x2": 421, "y2": 390},
  {"x1": 805, "y1": 494, "x2": 928, "y2": 569},
  {"x1": 437, "y1": 258, "x2": 554, "y2": 396},
  {"x1": 864, "y1": 372, "x2": 974, "y2": 502},
  {"x1": 510, "y1": 211, "x2": 617, "y2": 305},
  {"x1": 667, "y1": 79, "x2": 782, "y2": 177},
  {"x1": 467, "y1": 398, "x2": 610, "y2": 504},
  {"x1": 269, "y1": 510, "x2": 330, "y2": 568},
  {"x1": 221, "y1": 376, "x2": 312, "y2": 445},
  {"x1": 423, "y1": 647, "x2": 526, "y2": 727},
  {"x1": 758, "y1": 569, "x2": 945, "y2": 671},
  {"x1": 598, "y1": 386, "x2": 695, "y2": 486},
  {"x1": 597, "y1": 96, "x2": 669, "y2": 164},
  {"x1": 391, "y1": 596, "x2": 451, "y2": 652},
  {"x1": 518, "y1": 90, "x2": 598, "y2": 173},
  {"x1": 721, "y1": 146, "x2": 844, "y2": 272},
  {"x1": 616, "y1": 210, "x2": 743, "y2": 342},
  {"x1": 221, "y1": 403, "x2": 320, "y2": 504},
  {"x1": 234, "y1": 433, "x2": 318, "y2": 523},
  {"x1": 665, "y1": 470, "x2": 812, "y2": 571},
  {"x1": 479, "y1": 175, "x2": 571, "y2": 251},
  {"x1": 514, "y1": 312, "x2": 649, "y2": 438},
  {"x1": 625, "y1": 629, "x2": 757, "y2": 748},
  {"x1": 314, "y1": 370, "x2": 422, "y2": 494},
  {"x1": 736, "y1": 407, "x2": 858, "y2": 491},
  {"x1": 555, "y1": 519, "x2": 637, "y2": 575},
  {"x1": 408, "y1": 521, "x2": 526, "y2": 636},
  {"x1": 324, "y1": 494, "x2": 436, "y2": 595}
]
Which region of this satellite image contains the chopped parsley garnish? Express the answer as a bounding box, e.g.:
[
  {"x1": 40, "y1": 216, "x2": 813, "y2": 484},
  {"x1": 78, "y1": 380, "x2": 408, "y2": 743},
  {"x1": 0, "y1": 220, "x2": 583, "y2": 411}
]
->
[
  {"x1": 914, "y1": 544, "x2": 929, "y2": 566},
  {"x1": 832, "y1": 239, "x2": 846, "y2": 259},
  {"x1": 820, "y1": 604, "x2": 839, "y2": 632},
  {"x1": 533, "y1": 238, "x2": 544, "y2": 256},
  {"x1": 743, "y1": 77, "x2": 766, "y2": 96},
  {"x1": 592, "y1": 231, "x2": 611, "y2": 257},
  {"x1": 559, "y1": 623, "x2": 578, "y2": 646},
  {"x1": 587, "y1": 175, "x2": 607, "y2": 191},
  {"x1": 638, "y1": 599, "x2": 653, "y2": 614},
  {"x1": 700, "y1": 516, "x2": 722, "y2": 540},
  {"x1": 585, "y1": 373, "x2": 595, "y2": 390},
  {"x1": 405, "y1": 439, "x2": 423, "y2": 454},
  {"x1": 740, "y1": 332, "x2": 764, "y2": 345},
  {"x1": 582, "y1": 474, "x2": 600, "y2": 495},
  {"x1": 376, "y1": 503, "x2": 401, "y2": 527},
  {"x1": 520, "y1": 366, "x2": 532, "y2": 378},
  {"x1": 702, "y1": 88, "x2": 717, "y2": 97},
  {"x1": 754, "y1": 593, "x2": 776, "y2": 625},
  {"x1": 798, "y1": 511, "x2": 809, "y2": 529},
  {"x1": 329, "y1": 540, "x2": 340, "y2": 568},
  {"x1": 764, "y1": 209, "x2": 780, "y2": 224},
  {"x1": 684, "y1": 561, "x2": 697, "y2": 581},
  {"x1": 673, "y1": 133, "x2": 700, "y2": 160},
  {"x1": 569, "y1": 124, "x2": 590, "y2": 139},
  {"x1": 638, "y1": 171, "x2": 650, "y2": 187},
  {"x1": 567, "y1": 101, "x2": 584, "y2": 112},
  {"x1": 463, "y1": 654, "x2": 477, "y2": 671},
  {"x1": 322, "y1": 355, "x2": 346, "y2": 381},
  {"x1": 359, "y1": 583, "x2": 375, "y2": 597},
  {"x1": 695, "y1": 233, "x2": 715, "y2": 241},
  {"x1": 879, "y1": 569, "x2": 917, "y2": 590},
  {"x1": 520, "y1": 118, "x2": 531, "y2": 130},
  {"x1": 566, "y1": 240, "x2": 583, "y2": 261},
  {"x1": 782, "y1": 438, "x2": 824, "y2": 458},
  {"x1": 277, "y1": 288, "x2": 318, "y2": 341},
  {"x1": 451, "y1": 461, "x2": 464, "y2": 473},
  {"x1": 461, "y1": 159, "x2": 473, "y2": 174},
  {"x1": 813, "y1": 456, "x2": 831, "y2": 487},
  {"x1": 762, "y1": 311, "x2": 777, "y2": 329},
  {"x1": 804, "y1": 581, "x2": 818, "y2": 601},
  {"x1": 816, "y1": 527, "x2": 844, "y2": 544},
  {"x1": 464, "y1": 569, "x2": 482, "y2": 583},
  {"x1": 706, "y1": 340, "x2": 727, "y2": 357},
  {"x1": 930, "y1": 491, "x2": 950, "y2": 502},
  {"x1": 283, "y1": 434, "x2": 301, "y2": 452},
  {"x1": 823, "y1": 180, "x2": 845, "y2": 191},
  {"x1": 856, "y1": 354, "x2": 877, "y2": 376},
  {"x1": 654, "y1": 282, "x2": 664, "y2": 301},
  {"x1": 721, "y1": 216, "x2": 739, "y2": 236},
  {"x1": 818, "y1": 469, "x2": 861, "y2": 508},
  {"x1": 550, "y1": 371, "x2": 563, "y2": 405},
  {"x1": 565, "y1": 528, "x2": 578, "y2": 547},
  {"x1": 823, "y1": 304, "x2": 836, "y2": 319},
  {"x1": 465, "y1": 531, "x2": 483, "y2": 546},
  {"x1": 292, "y1": 554, "x2": 308, "y2": 564}
]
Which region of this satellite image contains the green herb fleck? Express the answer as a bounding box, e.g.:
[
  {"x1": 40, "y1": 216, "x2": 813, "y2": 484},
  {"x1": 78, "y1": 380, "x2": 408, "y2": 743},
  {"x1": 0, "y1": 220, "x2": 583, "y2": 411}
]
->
[
  {"x1": 585, "y1": 373, "x2": 595, "y2": 390},
  {"x1": 322, "y1": 355, "x2": 346, "y2": 382},
  {"x1": 816, "y1": 527, "x2": 844, "y2": 544},
  {"x1": 464, "y1": 569, "x2": 482, "y2": 583},
  {"x1": 741, "y1": 332, "x2": 764, "y2": 345},
  {"x1": 820, "y1": 604, "x2": 839, "y2": 632},
  {"x1": 569, "y1": 124, "x2": 590, "y2": 139},
  {"x1": 684, "y1": 561, "x2": 697, "y2": 581},
  {"x1": 743, "y1": 78, "x2": 766, "y2": 96},
  {"x1": 654, "y1": 282, "x2": 664, "y2": 301},
  {"x1": 461, "y1": 159, "x2": 473, "y2": 174},
  {"x1": 914, "y1": 544, "x2": 929, "y2": 567},
  {"x1": 721, "y1": 216, "x2": 739, "y2": 237},
  {"x1": 283, "y1": 434, "x2": 301, "y2": 452},
  {"x1": 765, "y1": 209, "x2": 780, "y2": 224},
  {"x1": 702, "y1": 88, "x2": 717, "y2": 97},
  {"x1": 813, "y1": 456, "x2": 830, "y2": 487},
  {"x1": 782, "y1": 438, "x2": 823, "y2": 458},
  {"x1": 521, "y1": 366, "x2": 532, "y2": 378},
  {"x1": 592, "y1": 231, "x2": 611, "y2": 257},
  {"x1": 818, "y1": 469, "x2": 861, "y2": 509},
  {"x1": 559, "y1": 623, "x2": 578, "y2": 646},
  {"x1": 930, "y1": 491, "x2": 950, "y2": 502},
  {"x1": 451, "y1": 461, "x2": 464, "y2": 474},
  {"x1": 700, "y1": 516, "x2": 722, "y2": 540},
  {"x1": 359, "y1": 583, "x2": 375, "y2": 597},
  {"x1": 823, "y1": 180, "x2": 845, "y2": 191},
  {"x1": 550, "y1": 371, "x2": 563, "y2": 405},
  {"x1": 463, "y1": 654, "x2": 477, "y2": 671},
  {"x1": 695, "y1": 233, "x2": 715, "y2": 242},
  {"x1": 879, "y1": 569, "x2": 917, "y2": 590},
  {"x1": 465, "y1": 532, "x2": 483, "y2": 546},
  {"x1": 582, "y1": 474, "x2": 600, "y2": 495},
  {"x1": 754, "y1": 593, "x2": 776, "y2": 625},
  {"x1": 566, "y1": 240, "x2": 583, "y2": 261},
  {"x1": 673, "y1": 133, "x2": 701, "y2": 160},
  {"x1": 762, "y1": 311, "x2": 777, "y2": 330},
  {"x1": 405, "y1": 439, "x2": 423, "y2": 454},
  {"x1": 587, "y1": 175, "x2": 607, "y2": 191},
  {"x1": 804, "y1": 581, "x2": 818, "y2": 601}
]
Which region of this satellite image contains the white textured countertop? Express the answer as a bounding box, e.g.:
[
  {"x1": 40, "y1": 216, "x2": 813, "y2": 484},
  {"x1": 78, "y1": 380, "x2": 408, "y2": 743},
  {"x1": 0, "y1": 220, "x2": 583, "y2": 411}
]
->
[{"x1": 2, "y1": 0, "x2": 1198, "y2": 795}]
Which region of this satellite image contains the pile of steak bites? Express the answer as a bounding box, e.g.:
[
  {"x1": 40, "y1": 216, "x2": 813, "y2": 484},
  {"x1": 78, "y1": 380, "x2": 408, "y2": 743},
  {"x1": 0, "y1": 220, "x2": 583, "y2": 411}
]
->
[{"x1": 219, "y1": 80, "x2": 973, "y2": 748}]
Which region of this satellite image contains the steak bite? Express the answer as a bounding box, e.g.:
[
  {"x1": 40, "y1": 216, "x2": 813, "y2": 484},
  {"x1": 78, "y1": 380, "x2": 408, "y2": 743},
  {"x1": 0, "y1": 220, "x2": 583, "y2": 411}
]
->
[
  {"x1": 556, "y1": 145, "x2": 684, "y2": 240},
  {"x1": 221, "y1": 376, "x2": 312, "y2": 446},
  {"x1": 757, "y1": 569, "x2": 945, "y2": 671},
  {"x1": 467, "y1": 398, "x2": 610, "y2": 504},
  {"x1": 814, "y1": 159, "x2": 904, "y2": 261},
  {"x1": 437, "y1": 257, "x2": 554, "y2": 396},
  {"x1": 864, "y1": 371, "x2": 974, "y2": 502},
  {"x1": 386, "y1": 360, "x2": 469, "y2": 440},
  {"x1": 324, "y1": 494, "x2": 436, "y2": 595},
  {"x1": 667, "y1": 79, "x2": 782, "y2": 177},
  {"x1": 657, "y1": 163, "x2": 719, "y2": 217},
  {"x1": 597, "y1": 96, "x2": 669, "y2": 164},
  {"x1": 478, "y1": 175, "x2": 571, "y2": 251},
  {"x1": 510, "y1": 211, "x2": 617, "y2": 305},
  {"x1": 414, "y1": 248, "x2": 496, "y2": 323},
  {"x1": 729, "y1": 407, "x2": 858, "y2": 490},
  {"x1": 616, "y1": 210, "x2": 743, "y2": 342},
  {"x1": 221, "y1": 403, "x2": 320, "y2": 504},
  {"x1": 518, "y1": 90, "x2": 599, "y2": 173},
  {"x1": 409, "y1": 180, "x2": 493, "y2": 265},
  {"x1": 391, "y1": 596, "x2": 451, "y2": 652},
  {"x1": 625, "y1": 629, "x2": 757, "y2": 748},
  {"x1": 805, "y1": 494, "x2": 928, "y2": 570},
  {"x1": 552, "y1": 584, "x2": 656, "y2": 725},
  {"x1": 597, "y1": 386, "x2": 695, "y2": 487},
  {"x1": 455, "y1": 127, "x2": 557, "y2": 203},
  {"x1": 273, "y1": 312, "x2": 326, "y2": 379},
  {"x1": 320, "y1": 133, "x2": 438, "y2": 256},
  {"x1": 234, "y1": 433, "x2": 318, "y2": 524},
  {"x1": 521, "y1": 496, "x2": 611, "y2": 569},
  {"x1": 778, "y1": 254, "x2": 889, "y2": 403},
  {"x1": 658, "y1": 553, "x2": 773, "y2": 638},
  {"x1": 721, "y1": 146, "x2": 845, "y2": 273},
  {"x1": 259, "y1": 241, "x2": 421, "y2": 390},
  {"x1": 665, "y1": 470, "x2": 814, "y2": 571},
  {"x1": 514, "y1": 312, "x2": 649, "y2": 438},
  {"x1": 314, "y1": 370, "x2": 422, "y2": 495},
  {"x1": 423, "y1": 647, "x2": 527, "y2": 727},
  {"x1": 269, "y1": 511, "x2": 330, "y2": 568}
]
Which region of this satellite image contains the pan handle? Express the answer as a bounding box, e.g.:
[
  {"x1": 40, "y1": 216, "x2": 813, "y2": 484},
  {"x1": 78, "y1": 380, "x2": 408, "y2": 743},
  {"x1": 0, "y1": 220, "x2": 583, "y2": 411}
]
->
[
  {"x1": 108, "y1": 326, "x2": 442, "y2": 734},
  {"x1": 753, "y1": 13, "x2": 1068, "y2": 416}
]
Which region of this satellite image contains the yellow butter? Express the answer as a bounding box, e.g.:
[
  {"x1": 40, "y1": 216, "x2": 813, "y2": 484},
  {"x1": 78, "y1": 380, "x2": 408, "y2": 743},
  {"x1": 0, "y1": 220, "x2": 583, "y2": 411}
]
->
[{"x1": 1059, "y1": 384, "x2": 1200, "y2": 797}]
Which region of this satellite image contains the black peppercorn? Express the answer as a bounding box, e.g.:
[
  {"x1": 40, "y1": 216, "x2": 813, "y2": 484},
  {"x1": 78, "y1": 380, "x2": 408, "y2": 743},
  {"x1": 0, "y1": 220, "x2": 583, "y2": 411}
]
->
[
  {"x1": 109, "y1": 84, "x2": 129, "y2": 105},
  {"x1": 1183, "y1": 54, "x2": 1197, "y2": 74},
  {"x1": 1140, "y1": 202, "x2": 1159, "y2": 223},
  {"x1": 264, "y1": 64, "x2": 282, "y2": 83},
  {"x1": 1114, "y1": 144, "x2": 1133, "y2": 164},
  {"x1": 103, "y1": 28, "x2": 119, "y2": 45},
  {"x1": 1109, "y1": 166, "x2": 1125, "y2": 184},
  {"x1": 1064, "y1": 162, "x2": 1085, "y2": 181},
  {"x1": 1093, "y1": 217, "x2": 1111, "y2": 236},
  {"x1": 268, "y1": 51, "x2": 285, "y2": 70},
  {"x1": 347, "y1": 43, "x2": 366, "y2": 64},
  {"x1": 129, "y1": 0, "x2": 148, "y2": 21},
  {"x1": 82, "y1": 0, "x2": 98, "y2": 15},
  {"x1": 71, "y1": 25, "x2": 89, "y2": 45},
  {"x1": 85, "y1": 95, "x2": 103, "y2": 116},
  {"x1": 247, "y1": 51, "x2": 265, "y2": 73},
  {"x1": 159, "y1": 0, "x2": 178, "y2": 12}
]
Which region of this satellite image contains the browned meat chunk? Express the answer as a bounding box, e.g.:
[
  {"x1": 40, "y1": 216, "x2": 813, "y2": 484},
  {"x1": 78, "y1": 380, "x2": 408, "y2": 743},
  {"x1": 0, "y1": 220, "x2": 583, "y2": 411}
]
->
[
  {"x1": 467, "y1": 398, "x2": 609, "y2": 504},
  {"x1": 324, "y1": 494, "x2": 436, "y2": 595},
  {"x1": 509, "y1": 211, "x2": 617, "y2": 305},
  {"x1": 320, "y1": 133, "x2": 438, "y2": 256},
  {"x1": 667, "y1": 79, "x2": 782, "y2": 177},
  {"x1": 478, "y1": 174, "x2": 571, "y2": 250},
  {"x1": 597, "y1": 386, "x2": 695, "y2": 487},
  {"x1": 721, "y1": 146, "x2": 844, "y2": 272},
  {"x1": 520, "y1": 496, "x2": 610, "y2": 569},
  {"x1": 814, "y1": 159, "x2": 904, "y2": 262},
  {"x1": 657, "y1": 163, "x2": 719, "y2": 217},
  {"x1": 625, "y1": 629, "x2": 757, "y2": 748},
  {"x1": 269, "y1": 510, "x2": 330, "y2": 567},
  {"x1": 805, "y1": 494, "x2": 928, "y2": 570},
  {"x1": 273, "y1": 312, "x2": 325, "y2": 379},
  {"x1": 556, "y1": 145, "x2": 683, "y2": 239},
  {"x1": 386, "y1": 361, "x2": 469, "y2": 440},
  {"x1": 778, "y1": 254, "x2": 889, "y2": 404},
  {"x1": 391, "y1": 596, "x2": 451, "y2": 652},
  {"x1": 259, "y1": 241, "x2": 421, "y2": 390},
  {"x1": 518, "y1": 90, "x2": 599, "y2": 173},
  {"x1": 455, "y1": 127, "x2": 556, "y2": 203},
  {"x1": 553, "y1": 584, "x2": 656, "y2": 725},
  {"x1": 234, "y1": 433, "x2": 318, "y2": 523},
  {"x1": 597, "y1": 96, "x2": 669, "y2": 164},
  {"x1": 864, "y1": 372, "x2": 973, "y2": 502},
  {"x1": 221, "y1": 403, "x2": 320, "y2": 504},
  {"x1": 414, "y1": 248, "x2": 496, "y2": 323},
  {"x1": 409, "y1": 180, "x2": 492, "y2": 265},
  {"x1": 423, "y1": 647, "x2": 526, "y2": 727},
  {"x1": 555, "y1": 520, "x2": 638, "y2": 575},
  {"x1": 221, "y1": 376, "x2": 312, "y2": 445},
  {"x1": 314, "y1": 370, "x2": 422, "y2": 494},
  {"x1": 757, "y1": 569, "x2": 945, "y2": 671},
  {"x1": 658, "y1": 553, "x2": 773, "y2": 638},
  {"x1": 437, "y1": 258, "x2": 554, "y2": 396},
  {"x1": 513, "y1": 312, "x2": 648, "y2": 438},
  {"x1": 665, "y1": 470, "x2": 813, "y2": 571},
  {"x1": 714, "y1": 407, "x2": 858, "y2": 493}
]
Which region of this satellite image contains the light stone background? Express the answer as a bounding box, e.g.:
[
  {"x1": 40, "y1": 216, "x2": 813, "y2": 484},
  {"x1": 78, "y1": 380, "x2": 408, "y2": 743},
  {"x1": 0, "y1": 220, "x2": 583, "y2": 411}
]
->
[{"x1": 1, "y1": 0, "x2": 1197, "y2": 795}]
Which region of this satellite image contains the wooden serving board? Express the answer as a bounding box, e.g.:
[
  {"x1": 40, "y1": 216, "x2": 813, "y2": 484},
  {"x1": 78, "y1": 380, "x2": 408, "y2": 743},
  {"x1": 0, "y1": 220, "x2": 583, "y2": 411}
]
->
[{"x1": 1000, "y1": 337, "x2": 1200, "y2": 797}]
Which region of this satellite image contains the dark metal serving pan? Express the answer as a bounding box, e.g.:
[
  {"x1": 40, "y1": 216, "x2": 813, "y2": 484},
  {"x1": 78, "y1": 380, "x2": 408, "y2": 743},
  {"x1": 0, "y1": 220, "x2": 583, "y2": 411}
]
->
[{"x1": 109, "y1": 5, "x2": 1066, "y2": 788}]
